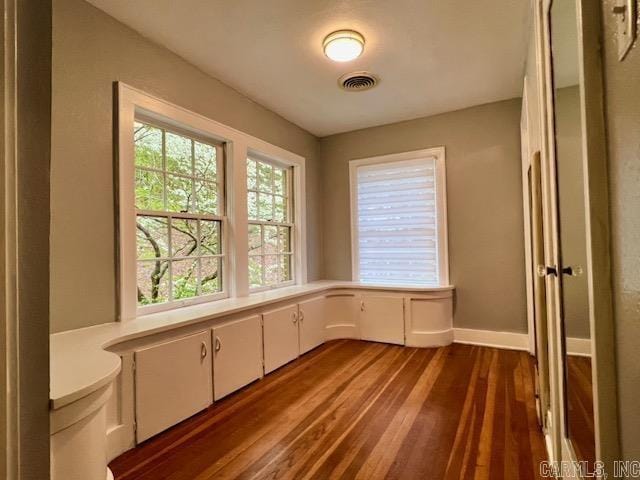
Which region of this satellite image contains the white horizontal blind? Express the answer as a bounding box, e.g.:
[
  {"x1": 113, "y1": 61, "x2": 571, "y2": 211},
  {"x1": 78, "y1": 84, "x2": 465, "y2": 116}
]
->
[{"x1": 356, "y1": 157, "x2": 440, "y2": 286}]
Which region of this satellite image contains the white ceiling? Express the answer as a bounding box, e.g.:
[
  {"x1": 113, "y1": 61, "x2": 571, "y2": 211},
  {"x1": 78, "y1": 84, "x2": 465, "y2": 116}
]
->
[{"x1": 86, "y1": 0, "x2": 530, "y2": 137}]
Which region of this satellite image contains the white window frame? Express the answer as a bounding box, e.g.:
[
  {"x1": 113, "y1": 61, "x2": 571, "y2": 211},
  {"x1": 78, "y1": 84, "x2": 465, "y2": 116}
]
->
[
  {"x1": 247, "y1": 154, "x2": 296, "y2": 293},
  {"x1": 349, "y1": 147, "x2": 450, "y2": 287},
  {"x1": 116, "y1": 83, "x2": 307, "y2": 321},
  {"x1": 132, "y1": 117, "x2": 228, "y2": 314}
]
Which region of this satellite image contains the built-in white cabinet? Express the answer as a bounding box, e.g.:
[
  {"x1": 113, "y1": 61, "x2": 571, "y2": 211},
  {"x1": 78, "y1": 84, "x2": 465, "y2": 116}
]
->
[
  {"x1": 263, "y1": 304, "x2": 300, "y2": 374},
  {"x1": 299, "y1": 296, "x2": 326, "y2": 354},
  {"x1": 134, "y1": 330, "x2": 212, "y2": 442},
  {"x1": 325, "y1": 293, "x2": 360, "y2": 340},
  {"x1": 212, "y1": 315, "x2": 263, "y2": 400},
  {"x1": 359, "y1": 295, "x2": 405, "y2": 345},
  {"x1": 263, "y1": 296, "x2": 328, "y2": 373}
]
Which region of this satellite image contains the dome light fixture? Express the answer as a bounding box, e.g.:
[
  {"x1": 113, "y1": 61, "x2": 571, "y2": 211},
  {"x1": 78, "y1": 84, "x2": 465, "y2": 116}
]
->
[{"x1": 323, "y1": 30, "x2": 365, "y2": 62}]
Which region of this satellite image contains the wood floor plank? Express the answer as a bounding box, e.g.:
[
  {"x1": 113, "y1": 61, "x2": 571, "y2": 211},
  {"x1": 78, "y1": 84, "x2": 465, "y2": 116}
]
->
[{"x1": 110, "y1": 341, "x2": 548, "y2": 480}]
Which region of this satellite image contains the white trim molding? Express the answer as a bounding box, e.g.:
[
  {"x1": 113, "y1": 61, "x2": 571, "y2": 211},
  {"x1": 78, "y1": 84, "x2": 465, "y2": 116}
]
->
[
  {"x1": 115, "y1": 83, "x2": 307, "y2": 321},
  {"x1": 453, "y1": 328, "x2": 530, "y2": 351},
  {"x1": 348, "y1": 147, "x2": 449, "y2": 287},
  {"x1": 565, "y1": 337, "x2": 592, "y2": 358},
  {"x1": 453, "y1": 327, "x2": 591, "y2": 357}
]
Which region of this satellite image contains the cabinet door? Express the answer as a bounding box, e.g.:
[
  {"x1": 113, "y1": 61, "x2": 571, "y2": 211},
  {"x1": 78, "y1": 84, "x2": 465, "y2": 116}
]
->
[
  {"x1": 263, "y1": 304, "x2": 299, "y2": 374},
  {"x1": 135, "y1": 330, "x2": 212, "y2": 442},
  {"x1": 212, "y1": 315, "x2": 263, "y2": 400},
  {"x1": 325, "y1": 293, "x2": 359, "y2": 340},
  {"x1": 359, "y1": 295, "x2": 405, "y2": 345},
  {"x1": 299, "y1": 296, "x2": 326, "y2": 354}
]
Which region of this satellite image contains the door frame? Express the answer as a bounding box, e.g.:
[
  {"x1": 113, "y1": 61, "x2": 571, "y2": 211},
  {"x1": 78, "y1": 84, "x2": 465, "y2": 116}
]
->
[
  {"x1": 539, "y1": 0, "x2": 620, "y2": 474},
  {"x1": 2, "y1": 1, "x2": 52, "y2": 477}
]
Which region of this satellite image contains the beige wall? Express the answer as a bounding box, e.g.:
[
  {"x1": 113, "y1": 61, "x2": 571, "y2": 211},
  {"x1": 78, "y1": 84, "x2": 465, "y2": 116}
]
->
[
  {"x1": 600, "y1": 0, "x2": 640, "y2": 462},
  {"x1": 320, "y1": 99, "x2": 527, "y2": 333},
  {"x1": 51, "y1": 0, "x2": 323, "y2": 333}
]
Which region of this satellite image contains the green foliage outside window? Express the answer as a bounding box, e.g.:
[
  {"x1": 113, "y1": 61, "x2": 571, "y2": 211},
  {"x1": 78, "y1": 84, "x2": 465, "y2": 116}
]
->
[{"x1": 134, "y1": 121, "x2": 222, "y2": 307}]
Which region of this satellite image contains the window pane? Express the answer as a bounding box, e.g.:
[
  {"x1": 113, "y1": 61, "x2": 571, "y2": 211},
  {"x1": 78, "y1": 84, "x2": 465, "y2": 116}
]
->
[
  {"x1": 273, "y1": 167, "x2": 285, "y2": 195},
  {"x1": 200, "y1": 220, "x2": 220, "y2": 255},
  {"x1": 274, "y1": 195, "x2": 286, "y2": 222},
  {"x1": 247, "y1": 159, "x2": 257, "y2": 190},
  {"x1": 137, "y1": 260, "x2": 169, "y2": 305},
  {"x1": 166, "y1": 174, "x2": 194, "y2": 213},
  {"x1": 264, "y1": 225, "x2": 278, "y2": 254},
  {"x1": 171, "y1": 218, "x2": 198, "y2": 257},
  {"x1": 248, "y1": 224, "x2": 262, "y2": 255},
  {"x1": 264, "y1": 255, "x2": 278, "y2": 285},
  {"x1": 200, "y1": 257, "x2": 221, "y2": 294},
  {"x1": 279, "y1": 255, "x2": 292, "y2": 282},
  {"x1": 172, "y1": 259, "x2": 198, "y2": 299},
  {"x1": 258, "y1": 193, "x2": 274, "y2": 221},
  {"x1": 278, "y1": 226, "x2": 291, "y2": 253},
  {"x1": 134, "y1": 122, "x2": 162, "y2": 170},
  {"x1": 165, "y1": 132, "x2": 192, "y2": 176},
  {"x1": 247, "y1": 191, "x2": 258, "y2": 220},
  {"x1": 194, "y1": 141, "x2": 216, "y2": 179},
  {"x1": 135, "y1": 169, "x2": 164, "y2": 211},
  {"x1": 136, "y1": 216, "x2": 169, "y2": 260},
  {"x1": 195, "y1": 180, "x2": 218, "y2": 214},
  {"x1": 249, "y1": 256, "x2": 263, "y2": 288},
  {"x1": 258, "y1": 161, "x2": 273, "y2": 193}
]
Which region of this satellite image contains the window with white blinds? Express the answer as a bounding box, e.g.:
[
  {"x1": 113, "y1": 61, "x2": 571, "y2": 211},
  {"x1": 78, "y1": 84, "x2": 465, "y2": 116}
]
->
[{"x1": 351, "y1": 149, "x2": 448, "y2": 287}]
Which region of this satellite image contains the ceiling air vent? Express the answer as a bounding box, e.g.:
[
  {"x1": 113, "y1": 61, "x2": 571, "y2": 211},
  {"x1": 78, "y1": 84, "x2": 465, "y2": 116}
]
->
[{"x1": 338, "y1": 72, "x2": 378, "y2": 92}]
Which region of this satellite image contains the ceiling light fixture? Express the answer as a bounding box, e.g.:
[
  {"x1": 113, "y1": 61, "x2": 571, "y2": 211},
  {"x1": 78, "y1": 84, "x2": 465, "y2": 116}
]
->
[{"x1": 323, "y1": 30, "x2": 365, "y2": 62}]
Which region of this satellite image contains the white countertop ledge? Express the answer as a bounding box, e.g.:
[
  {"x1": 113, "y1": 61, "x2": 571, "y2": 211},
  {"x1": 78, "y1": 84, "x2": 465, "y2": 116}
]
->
[{"x1": 50, "y1": 281, "x2": 454, "y2": 410}]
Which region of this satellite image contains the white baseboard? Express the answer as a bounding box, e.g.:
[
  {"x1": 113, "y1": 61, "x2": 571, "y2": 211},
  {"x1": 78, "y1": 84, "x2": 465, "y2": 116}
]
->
[
  {"x1": 452, "y1": 328, "x2": 591, "y2": 357},
  {"x1": 453, "y1": 328, "x2": 530, "y2": 351},
  {"x1": 565, "y1": 337, "x2": 591, "y2": 357}
]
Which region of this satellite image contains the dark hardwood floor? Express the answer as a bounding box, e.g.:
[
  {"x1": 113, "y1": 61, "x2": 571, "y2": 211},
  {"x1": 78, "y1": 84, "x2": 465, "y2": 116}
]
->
[
  {"x1": 110, "y1": 340, "x2": 547, "y2": 480},
  {"x1": 566, "y1": 355, "x2": 595, "y2": 468}
]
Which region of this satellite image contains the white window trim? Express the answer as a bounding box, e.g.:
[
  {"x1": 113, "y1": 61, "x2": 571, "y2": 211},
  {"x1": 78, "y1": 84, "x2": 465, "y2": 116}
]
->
[
  {"x1": 247, "y1": 154, "x2": 296, "y2": 293},
  {"x1": 116, "y1": 82, "x2": 307, "y2": 321},
  {"x1": 348, "y1": 147, "x2": 450, "y2": 287}
]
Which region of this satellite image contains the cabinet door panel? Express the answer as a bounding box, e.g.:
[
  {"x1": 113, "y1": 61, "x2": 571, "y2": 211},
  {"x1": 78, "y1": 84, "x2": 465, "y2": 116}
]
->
[
  {"x1": 325, "y1": 293, "x2": 359, "y2": 340},
  {"x1": 359, "y1": 295, "x2": 405, "y2": 345},
  {"x1": 299, "y1": 296, "x2": 326, "y2": 354},
  {"x1": 263, "y1": 304, "x2": 299, "y2": 374},
  {"x1": 213, "y1": 315, "x2": 262, "y2": 400},
  {"x1": 135, "y1": 330, "x2": 212, "y2": 442}
]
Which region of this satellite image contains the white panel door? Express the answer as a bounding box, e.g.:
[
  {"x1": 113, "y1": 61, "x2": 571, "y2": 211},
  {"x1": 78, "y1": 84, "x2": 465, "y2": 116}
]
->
[
  {"x1": 263, "y1": 304, "x2": 299, "y2": 374},
  {"x1": 212, "y1": 315, "x2": 263, "y2": 400},
  {"x1": 299, "y1": 296, "x2": 326, "y2": 354},
  {"x1": 359, "y1": 295, "x2": 405, "y2": 345},
  {"x1": 135, "y1": 330, "x2": 212, "y2": 442}
]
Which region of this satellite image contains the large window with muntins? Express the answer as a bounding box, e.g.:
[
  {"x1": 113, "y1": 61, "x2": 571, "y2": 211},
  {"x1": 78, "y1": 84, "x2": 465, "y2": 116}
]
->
[
  {"x1": 134, "y1": 120, "x2": 225, "y2": 308},
  {"x1": 246, "y1": 156, "x2": 294, "y2": 290}
]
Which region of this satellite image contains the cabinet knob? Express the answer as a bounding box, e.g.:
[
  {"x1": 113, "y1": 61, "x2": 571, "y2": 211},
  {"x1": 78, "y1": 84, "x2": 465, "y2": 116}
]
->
[
  {"x1": 201, "y1": 341, "x2": 208, "y2": 359},
  {"x1": 214, "y1": 336, "x2": 221, "y2": 352},
  {"x1": 299, "y1": 310, "x2": 304, "y2": 321},
  {"x1": 360, "y1": 300, "x2": 365, "y2": 312},
  {"x1": 292, "y1": 312, "x2": 298, "y2": 324}
]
